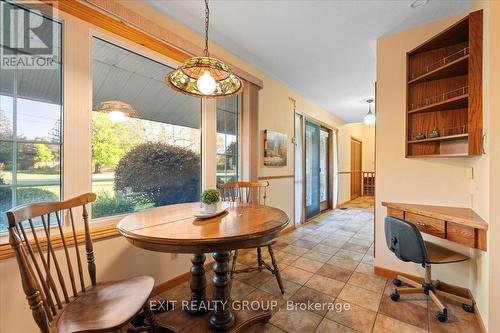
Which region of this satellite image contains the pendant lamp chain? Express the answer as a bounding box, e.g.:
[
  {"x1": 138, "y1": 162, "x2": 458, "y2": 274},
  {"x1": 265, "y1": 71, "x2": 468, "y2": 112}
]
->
[{"x1": 204, "y1": 0, "x2": 210, "y2": 57}]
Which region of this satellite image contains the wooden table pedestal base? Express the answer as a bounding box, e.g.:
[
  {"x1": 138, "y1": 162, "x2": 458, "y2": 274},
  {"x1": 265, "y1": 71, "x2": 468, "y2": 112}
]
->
[{"x1": 156, "y1": 251, "x2": 271, "y2": 332}]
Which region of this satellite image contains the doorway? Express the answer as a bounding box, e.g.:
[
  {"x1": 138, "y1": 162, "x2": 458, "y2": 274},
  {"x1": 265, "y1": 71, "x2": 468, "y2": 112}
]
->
[
  {"x1": 350, "y1": 137, "x2": 362, "y2": 200},
  {"x1": 305, "y1": 120, "x2": 321, "y2": 219},
  {"x1": 302, "y1": 120, "x2": 333, "y2": 220}
]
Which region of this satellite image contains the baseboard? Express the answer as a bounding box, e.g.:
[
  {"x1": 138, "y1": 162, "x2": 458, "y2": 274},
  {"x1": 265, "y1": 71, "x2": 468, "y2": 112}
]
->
[{"x1": 374, "y1": 265, "x2": 487, "y2": 333}]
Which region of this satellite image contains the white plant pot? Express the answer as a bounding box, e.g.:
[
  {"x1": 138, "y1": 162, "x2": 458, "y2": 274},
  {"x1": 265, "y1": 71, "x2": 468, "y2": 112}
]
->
[{"x1": 203, "y1": 203, "x2": 218, "y2": 214}]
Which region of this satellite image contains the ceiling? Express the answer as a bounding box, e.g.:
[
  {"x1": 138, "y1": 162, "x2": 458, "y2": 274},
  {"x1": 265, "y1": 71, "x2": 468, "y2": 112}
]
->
[{"x1": 144, "y1": 0, "x2": 473, "y2": 122}]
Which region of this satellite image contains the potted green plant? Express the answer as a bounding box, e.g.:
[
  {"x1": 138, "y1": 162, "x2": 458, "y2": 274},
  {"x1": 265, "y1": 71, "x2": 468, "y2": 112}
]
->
[{"x1": 201, "y1": 189, "x2": 221, "y2": 214}]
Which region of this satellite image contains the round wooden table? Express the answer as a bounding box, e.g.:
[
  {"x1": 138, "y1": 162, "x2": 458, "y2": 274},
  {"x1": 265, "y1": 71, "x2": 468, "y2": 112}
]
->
[{"x1": 117, "y1": 202, "x2": 289, "y2": 332}]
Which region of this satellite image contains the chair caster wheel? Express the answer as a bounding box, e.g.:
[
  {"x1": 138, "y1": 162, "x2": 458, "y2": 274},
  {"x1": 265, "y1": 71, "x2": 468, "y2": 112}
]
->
[
  {"x1": 393, "y1": 279, "x2": 402, "y2": 287},
  {"x1": 390, "y1": 291, "x2": 400, "y2": 302},
  {"x1": 462, "y1": 304, "x2": 475, "y2": 313},
  {"x1": 435, "y1": 310, "x2": 448, "y2": 322}
]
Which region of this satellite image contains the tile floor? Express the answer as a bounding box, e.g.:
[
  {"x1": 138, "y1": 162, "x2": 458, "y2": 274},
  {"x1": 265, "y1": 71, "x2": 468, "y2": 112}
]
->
[{"x1": 159, "y1": 197, "x2": 481, "y2": 333}]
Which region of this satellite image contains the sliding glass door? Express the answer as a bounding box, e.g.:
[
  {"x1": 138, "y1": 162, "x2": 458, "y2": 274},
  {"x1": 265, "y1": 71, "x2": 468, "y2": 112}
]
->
[{"x1": 305, "y1": 120, "x2": 320, "y2": 219}]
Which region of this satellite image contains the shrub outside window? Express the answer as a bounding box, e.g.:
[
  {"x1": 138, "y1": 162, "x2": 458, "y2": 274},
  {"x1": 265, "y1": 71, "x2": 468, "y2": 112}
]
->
[{"x1": 91, "y1": 37, "x2": 202, "y2": 219}]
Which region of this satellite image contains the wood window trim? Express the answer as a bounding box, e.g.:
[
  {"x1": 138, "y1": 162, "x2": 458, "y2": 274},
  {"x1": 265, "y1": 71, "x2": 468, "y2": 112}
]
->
[
  {"x1": 40, "y1": 0, "x2": 263, "y2": 88},
  {"x1": 0, "y1": 221, "x2": 121, "y2": 260}
]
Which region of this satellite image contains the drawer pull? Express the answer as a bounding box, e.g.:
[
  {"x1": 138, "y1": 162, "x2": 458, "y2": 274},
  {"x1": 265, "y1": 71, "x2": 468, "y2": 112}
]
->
[{"x1": 416, "y1": 222, "x2": 427, "y2": 227}]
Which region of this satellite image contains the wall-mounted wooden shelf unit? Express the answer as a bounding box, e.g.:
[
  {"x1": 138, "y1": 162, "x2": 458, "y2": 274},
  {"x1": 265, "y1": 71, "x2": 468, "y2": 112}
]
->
[{"x1": 406, "y1": 10, "x2": 483, "y2": 158}]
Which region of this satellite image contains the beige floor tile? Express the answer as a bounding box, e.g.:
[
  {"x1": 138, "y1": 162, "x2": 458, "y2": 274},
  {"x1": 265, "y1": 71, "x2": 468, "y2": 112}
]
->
[
  {"x1": 259, "y1": 278, "x2": 301, "y2": 300},
  {"x1": 230, "y1": 280, "x2": 256, "y2": 300},
  {"x1": 282, "y1": 245, "x2": 310, "y2": 256},
  {"x1": 290, "y1": 257, "x2": 324, "y2": 273},
  {"x1": 311, "y1": 244, "x2": 339, "y2": 255},
  {"x1": 326, "y1": 301, "x2": 377, "y2": 333},
  {"x1": 242, "y1": 323, "x2": 286, "y2": 333},
  {"x1": 293, "y1": 239, "x2": 318, "y2": 250},
  {"x1": 372, "y1": 313, "x2": 427, "y2": 333},
  {"x1": 273, "y1": 251, "x2": 299, "y2": 267},
  {"x1": 347, "y1": 271, "x2": 387, "y2": 294},
  {"x1": 288, "y1": 286, "x2": 334, "y2": 316},
  {"x1": 327, "y1": 256, "x2": 360, "y2": 270},
  {"x1": 316, "y1": 263, "x2": 353, "y2": 283},
  {"x1": 355, "y1": 262, "x2": 376, "y2": 275},
  {"x1": 335, "y1": 249, "x2": 364, "y2": 262},
  {"x1": 270, "y1": 308, "x2": 323, "y2": 333},
  {"x1": 281, "y1": 266, "x2": 314, "y2": 285},
  {"x1": 305, "y1": 274, "x2": 345, "y2": 297},
  {"x1": 378, "y1": 292, "x2": 428, "y2": 330},
  {"x1": 301, "y1": 251, "x2": 333, "y2": 263},
  {"x1": 314, "y1": 318, "x2": 357, "y2": 333},
  {"x1": 338, "y1": 283, "x2": 382, "y2": 312},
  {"x1": 342, "y1": 242, "x2": 370, "y2": 254}
]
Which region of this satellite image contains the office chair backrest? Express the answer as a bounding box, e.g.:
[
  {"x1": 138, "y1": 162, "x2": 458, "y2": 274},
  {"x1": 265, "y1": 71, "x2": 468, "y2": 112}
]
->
[{"x1": 385, "y1": 216, "x2": 427, "y2": 266}]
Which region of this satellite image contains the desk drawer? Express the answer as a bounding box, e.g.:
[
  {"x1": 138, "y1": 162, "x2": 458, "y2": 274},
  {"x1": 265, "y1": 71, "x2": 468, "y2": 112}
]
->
[
  {"x1": 388, "y1": 208, "x2": 404, "y2": 220},
  {"x1": 405, "y1": 212, "x2": 445, "y2": 238}
]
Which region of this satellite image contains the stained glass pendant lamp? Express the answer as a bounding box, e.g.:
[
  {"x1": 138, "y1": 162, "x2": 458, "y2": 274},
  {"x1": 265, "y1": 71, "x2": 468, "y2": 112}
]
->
[
  {"x1": 363, "y1": 99, "x2": 376, "y2": 125},
  {"x1": 165, "y1": 0, "x2": 243, "y2": 98}
]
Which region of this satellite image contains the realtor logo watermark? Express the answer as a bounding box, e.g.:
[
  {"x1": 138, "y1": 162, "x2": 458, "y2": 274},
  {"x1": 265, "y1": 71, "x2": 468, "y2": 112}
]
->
[{"x1": 1, "y1": 1, "x2": 59, "y2": 69}]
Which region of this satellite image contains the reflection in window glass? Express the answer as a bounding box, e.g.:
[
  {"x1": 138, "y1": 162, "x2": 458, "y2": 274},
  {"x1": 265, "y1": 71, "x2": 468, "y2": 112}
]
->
[
  {"x1": 216, "y1": 96, "x2": 239, "y2": 184},
  {"x1": 0, "y1": 3, "x2": 62, "y2": 232},
  {"x1": 320, "y1": 130, "x2": 328, "y2": 202},
  {"x1": 91, "y1": 37, "x2": 202, "y2": 219}
]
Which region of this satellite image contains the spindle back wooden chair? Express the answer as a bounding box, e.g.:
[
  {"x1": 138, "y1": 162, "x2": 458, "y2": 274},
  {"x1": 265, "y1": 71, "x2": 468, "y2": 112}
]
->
[
  {"x1": 217, "y1": 181, "x2": 269, "y2": 205},
  {"x1": 216, "y1": 181, "x2": 284, "y2": 294},
  {"x1": 7, "y1": 193, "x2": 160, "y2": 333}
]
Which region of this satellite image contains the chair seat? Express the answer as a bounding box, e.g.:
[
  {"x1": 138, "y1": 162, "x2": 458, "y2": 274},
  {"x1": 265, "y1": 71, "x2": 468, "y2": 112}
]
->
[
  {"x1": 56, "y1": 276, "x2": 154, "y2": 333},
  {"x1": 425, "y1": 241, "x2": 469, "y2": 264}
]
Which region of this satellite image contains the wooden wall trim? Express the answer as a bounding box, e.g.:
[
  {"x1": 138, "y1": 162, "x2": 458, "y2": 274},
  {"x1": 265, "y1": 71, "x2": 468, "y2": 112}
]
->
[
  {"x1": 258, "y1": 175, "x2": 294, "y2": 180},
  {"x1": 42, "y1": 0, "x2": 263, "y2": 88},
  {"x1": 0, "y1": 223, "x2": 120, "y2": 260},
  {"x1": 241, "y1": 83, "x2": 260, "y2": 182}
]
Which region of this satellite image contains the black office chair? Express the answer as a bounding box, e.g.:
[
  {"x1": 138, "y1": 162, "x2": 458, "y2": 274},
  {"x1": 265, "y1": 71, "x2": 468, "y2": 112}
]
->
[{"x1": 385, "y1": 216, "x2": 474, "y2": 322}]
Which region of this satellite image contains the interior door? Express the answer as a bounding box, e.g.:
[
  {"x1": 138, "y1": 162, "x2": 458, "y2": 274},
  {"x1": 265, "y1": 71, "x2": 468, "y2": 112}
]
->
[
  {"x1": 350, "y1": 138, "x2": 362, "y2": 199},
  {"x1": 305, "y1": 120, "x2": 320, "y2": 219}
]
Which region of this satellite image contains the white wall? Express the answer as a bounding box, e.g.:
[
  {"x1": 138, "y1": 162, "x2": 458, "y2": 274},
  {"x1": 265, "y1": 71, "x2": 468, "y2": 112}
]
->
[
  {"x1": 337, "y1": 122, "x2": 375, "y2": 204},
  {"x1": 375, "y1": 4, "x2": 496, "y2": 328}
]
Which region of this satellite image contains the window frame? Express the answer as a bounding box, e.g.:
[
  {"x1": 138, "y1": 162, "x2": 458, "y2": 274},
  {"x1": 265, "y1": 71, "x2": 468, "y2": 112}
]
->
[
  {"x1": 0, "y1": 3, "x2": 64, "y2": 233},
  {"x1": 89, "y1": 35, "x2": 204, "y2": 220},
  {"x1": 216, "y1": 96, "x2": 241, "y2": 185},
  {"x1": 0, "y1": 4, "x2": 248, "y2": 254}
]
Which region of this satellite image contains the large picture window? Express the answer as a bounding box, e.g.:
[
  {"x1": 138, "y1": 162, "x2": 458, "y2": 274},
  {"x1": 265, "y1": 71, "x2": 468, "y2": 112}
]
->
[
  {"x1": 216, "y1": 96, "x2": 239, "y2": 184},
  {"x1": 0, "y1": 3, "x2": 62, "y2": 232},
  {"x1": 91, "y1": 38, "x2": 202, "y2": 219}
]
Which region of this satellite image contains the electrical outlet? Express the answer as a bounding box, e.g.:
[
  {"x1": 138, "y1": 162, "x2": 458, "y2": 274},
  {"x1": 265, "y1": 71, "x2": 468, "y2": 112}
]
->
[{"x1": 465, "y1": 167, "x2": 474, "y2": 179}]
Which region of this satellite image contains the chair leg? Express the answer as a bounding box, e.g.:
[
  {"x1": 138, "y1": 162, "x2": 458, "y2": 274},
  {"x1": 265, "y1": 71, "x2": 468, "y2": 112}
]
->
[
  {"x1": 268, "y1": 245, "x2": 285, "y2": 295},
  {"x1": 257, "y1": 247, "x2": 263, "y2": 272},
  {"x1": 230, "y1": 250, "x2": 238, "y2": 279},
  {"x1": 143, "y1": 303, "x2": 159, "y2": 333}
]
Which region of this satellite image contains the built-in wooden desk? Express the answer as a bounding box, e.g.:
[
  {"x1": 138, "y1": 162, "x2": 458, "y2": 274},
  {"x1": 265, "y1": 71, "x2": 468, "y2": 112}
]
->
[{"x1": 382, "y1": 202, "x2": 488, "y2": 251}]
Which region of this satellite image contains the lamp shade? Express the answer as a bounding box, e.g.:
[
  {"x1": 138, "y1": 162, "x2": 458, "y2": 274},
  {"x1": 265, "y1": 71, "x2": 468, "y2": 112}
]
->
[{"x1": 166, "y1": 57, "x2": 243, "y2": 98}]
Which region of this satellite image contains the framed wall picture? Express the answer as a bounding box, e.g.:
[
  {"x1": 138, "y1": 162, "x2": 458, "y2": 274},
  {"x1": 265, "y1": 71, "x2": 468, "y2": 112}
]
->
[{"x1": 264, "y1": 130, "x2": 287, "y2": 166}]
